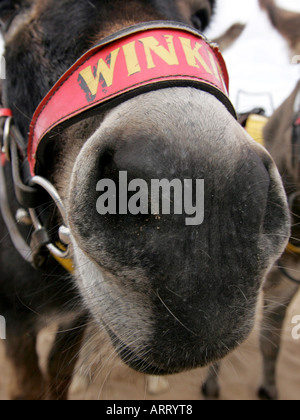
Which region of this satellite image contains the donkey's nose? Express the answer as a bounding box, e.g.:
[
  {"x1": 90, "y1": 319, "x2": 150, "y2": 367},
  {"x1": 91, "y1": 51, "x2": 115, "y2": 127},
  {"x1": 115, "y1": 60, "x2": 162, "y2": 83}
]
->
[{"x1": 68, "y1": 87, "x2": 290, "y2": 373}]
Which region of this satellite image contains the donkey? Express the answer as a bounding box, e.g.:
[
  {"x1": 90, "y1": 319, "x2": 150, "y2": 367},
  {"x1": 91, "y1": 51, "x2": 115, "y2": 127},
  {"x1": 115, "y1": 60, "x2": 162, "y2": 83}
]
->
[
  {"x1": 0, "y1": 0, "x2": 290, "y2": 400},
  {"x1": 258, "y1": 0, "x2": 300, "y2": 400},
  {"x1": 259, "y1": 80, "x2": 300, "y2": 400}
]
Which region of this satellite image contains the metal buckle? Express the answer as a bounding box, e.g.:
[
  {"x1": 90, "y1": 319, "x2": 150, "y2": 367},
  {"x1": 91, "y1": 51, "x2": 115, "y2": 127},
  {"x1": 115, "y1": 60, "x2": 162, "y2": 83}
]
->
[
  {"x1": 2, "y1": 116, "x2": 12, "y2": 162},
  {"x1": 29, "y1": 176, "x2": 72, "y2": 260}
]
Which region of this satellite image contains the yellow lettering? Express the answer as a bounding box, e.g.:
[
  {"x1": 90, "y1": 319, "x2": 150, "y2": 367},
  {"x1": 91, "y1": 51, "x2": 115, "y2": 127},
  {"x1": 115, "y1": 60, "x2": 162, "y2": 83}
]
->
[
  {"x1": 79, "y1": 48, "x2": 120, "y2": 97},
  {"x1": 207, "y1": 50, "x2": 228, "y2": 92},
  {"x1": 139, "y1": 35, "x2": 179, "y2": 69},
  {"x1": 122, "y1": 41, "x2": 141, "y2": 76},
  {"x1": 179, "y1": 37, "x2": 213, "y2": 74}
]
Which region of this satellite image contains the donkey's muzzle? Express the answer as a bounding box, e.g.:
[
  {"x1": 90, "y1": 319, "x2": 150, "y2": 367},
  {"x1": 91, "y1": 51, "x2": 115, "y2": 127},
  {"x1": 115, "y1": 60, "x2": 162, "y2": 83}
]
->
[{"x1": 68, "y1": 87, "x2": 290, "y2": 374}]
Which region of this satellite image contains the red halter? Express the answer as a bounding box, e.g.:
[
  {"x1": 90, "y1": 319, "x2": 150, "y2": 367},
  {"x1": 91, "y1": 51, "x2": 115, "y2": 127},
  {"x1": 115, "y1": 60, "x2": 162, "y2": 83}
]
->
[{"x1": 27, "y1": 22, "x2": 236, "y2": 176}]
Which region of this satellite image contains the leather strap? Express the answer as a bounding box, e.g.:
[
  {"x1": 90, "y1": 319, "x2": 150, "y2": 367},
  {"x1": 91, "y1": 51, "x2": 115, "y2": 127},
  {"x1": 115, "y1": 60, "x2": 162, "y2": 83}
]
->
[{"x1": 28, "y1": 21, "x2": 236, "y2": 176}]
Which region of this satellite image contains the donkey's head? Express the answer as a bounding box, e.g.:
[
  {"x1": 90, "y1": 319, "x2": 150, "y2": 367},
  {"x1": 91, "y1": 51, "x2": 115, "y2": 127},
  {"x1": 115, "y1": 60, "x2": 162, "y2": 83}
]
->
[{"x1": 1, "y1": 0, "x2": 290, "y2": 374}]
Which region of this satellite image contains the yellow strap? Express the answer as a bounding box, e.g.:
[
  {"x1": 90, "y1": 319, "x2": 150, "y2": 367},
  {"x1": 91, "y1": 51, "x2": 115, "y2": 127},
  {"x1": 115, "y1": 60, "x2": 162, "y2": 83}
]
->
[
  {"x1": 286, "y1": 242, "x2": 300, "y2": 256},
  {"x1": 245, "y1": 114, "x2": 268, "y2": 147},
  {"x1": 51, "y1": 242, "x2": 74, "y2": 274}
]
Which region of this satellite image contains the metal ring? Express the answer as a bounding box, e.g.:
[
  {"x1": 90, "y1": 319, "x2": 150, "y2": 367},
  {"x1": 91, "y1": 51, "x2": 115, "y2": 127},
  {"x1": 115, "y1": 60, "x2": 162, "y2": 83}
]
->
[
  {"x1": 3, "y1": 116, "x2": 12, "y2": 162},
  {"x1": 29, "y1": 176, "x2": 71, "y2": 260}
]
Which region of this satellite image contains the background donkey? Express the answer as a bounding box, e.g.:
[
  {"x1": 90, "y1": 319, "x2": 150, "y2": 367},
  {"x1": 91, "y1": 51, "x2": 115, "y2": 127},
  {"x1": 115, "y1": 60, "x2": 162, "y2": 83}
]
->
[
  {"x1": 203, "y1": 0, "x2": 300, "y2": 400},
  {"x1": 203, "y1": 82, "x2": 300, "y2": 401},
  {"x1": 0, "y1": 0, "x2": 290, "y2": 400},
  {"x1": 258, "y1": 0, "x2": 300, "y2": 400}
]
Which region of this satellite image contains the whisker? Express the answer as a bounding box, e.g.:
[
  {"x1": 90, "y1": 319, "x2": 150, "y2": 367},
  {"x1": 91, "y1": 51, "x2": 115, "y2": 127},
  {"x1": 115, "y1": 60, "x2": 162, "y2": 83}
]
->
[{"x1": 155, "y1": 289, "x2": 197, "y2": 337}]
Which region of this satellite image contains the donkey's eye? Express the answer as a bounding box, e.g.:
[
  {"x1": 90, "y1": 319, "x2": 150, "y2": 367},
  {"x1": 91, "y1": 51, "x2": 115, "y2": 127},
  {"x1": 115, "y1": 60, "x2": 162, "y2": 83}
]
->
[
  {"x1": 0, "y1": 0, "x2": 20, "y2": 29},
  {"x1": 191, "y1": 9, "x2": 209, "y2": 31}
]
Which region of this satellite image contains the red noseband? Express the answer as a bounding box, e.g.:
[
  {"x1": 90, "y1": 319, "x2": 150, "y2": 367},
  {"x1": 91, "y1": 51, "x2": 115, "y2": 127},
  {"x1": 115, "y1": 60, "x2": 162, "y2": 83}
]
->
[{"x1": 28, "y1": 21, "x2": 236, "y2": 176}]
